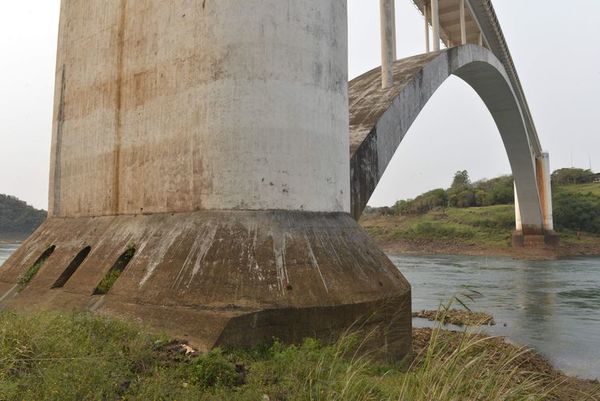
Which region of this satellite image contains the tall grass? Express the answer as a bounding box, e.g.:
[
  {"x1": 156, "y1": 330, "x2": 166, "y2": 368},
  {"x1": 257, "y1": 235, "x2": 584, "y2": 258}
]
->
[{"x1": 0, "y1": 311, "x2": 595, "y2": 401}]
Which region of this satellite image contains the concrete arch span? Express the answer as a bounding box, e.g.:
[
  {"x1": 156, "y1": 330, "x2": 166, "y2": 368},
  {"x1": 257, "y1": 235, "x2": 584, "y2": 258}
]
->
[{"x1": 349, "y1": 44, "x2": 550, "y2": 236}]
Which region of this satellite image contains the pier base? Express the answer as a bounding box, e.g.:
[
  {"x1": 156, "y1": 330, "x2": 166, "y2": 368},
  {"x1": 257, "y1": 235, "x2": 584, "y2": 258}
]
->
[
  {"x1": 0, "y1": 211, "x2": 411, "y2": 359},
  {"x1": 512, "y1": 230, "x2": 561, "y2": 250}
]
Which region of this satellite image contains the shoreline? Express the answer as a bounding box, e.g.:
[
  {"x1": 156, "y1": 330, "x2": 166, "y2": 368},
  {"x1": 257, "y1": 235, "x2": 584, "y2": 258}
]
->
[{"x1": 375, "y1": 238, "x2": 600, "y2": 260}]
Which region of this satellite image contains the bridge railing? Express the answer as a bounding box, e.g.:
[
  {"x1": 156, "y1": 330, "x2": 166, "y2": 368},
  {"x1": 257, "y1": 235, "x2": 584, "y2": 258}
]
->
[{"x1": 379, "y1": 0, "x2": 485, "y2": 89}]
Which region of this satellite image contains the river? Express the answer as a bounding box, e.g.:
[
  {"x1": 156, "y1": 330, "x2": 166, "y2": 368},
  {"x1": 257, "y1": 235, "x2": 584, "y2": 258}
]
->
[
  {"x1": 1, "y1": 243, "x2": 598, "y2": 379},
  {"x1": 392, "y1": 254, "x2": 600, "y2": 380}
]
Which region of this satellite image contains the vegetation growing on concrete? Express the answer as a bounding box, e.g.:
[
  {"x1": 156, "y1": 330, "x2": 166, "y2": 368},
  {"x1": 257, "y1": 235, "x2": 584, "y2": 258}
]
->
[
  {"x1": 17, "y1": 246, "x2": 55, "y2": 289},
  {"x1": 93, "y1": 247, "x2": 135, "y2": 295},
  {"x1": 0, "y1": 311, "x2": 598, "y2": 400}
]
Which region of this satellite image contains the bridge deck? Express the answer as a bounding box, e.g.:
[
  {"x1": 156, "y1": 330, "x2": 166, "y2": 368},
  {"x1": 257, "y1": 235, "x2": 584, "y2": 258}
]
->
[{"x1": 410, "y1": 0, "x2": 541, "y2": 154}]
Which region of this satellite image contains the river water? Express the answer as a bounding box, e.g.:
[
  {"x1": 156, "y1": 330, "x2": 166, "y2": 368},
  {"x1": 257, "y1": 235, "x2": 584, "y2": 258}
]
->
[
  {"x1": 1, "y1": 243, "x2": 598, "y2": 379},
  {"x1": 392, "y1": 254, "x2": 600, "y2": 380}
]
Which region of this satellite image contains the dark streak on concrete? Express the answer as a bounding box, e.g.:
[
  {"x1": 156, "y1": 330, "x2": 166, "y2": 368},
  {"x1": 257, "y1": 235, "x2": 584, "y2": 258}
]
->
[
  {"x1": 53, "y1": 66, "x2": 67, "y2": 217},
  {"x1": 113, "y1": 0, "x2": 128, "y2": 215}
]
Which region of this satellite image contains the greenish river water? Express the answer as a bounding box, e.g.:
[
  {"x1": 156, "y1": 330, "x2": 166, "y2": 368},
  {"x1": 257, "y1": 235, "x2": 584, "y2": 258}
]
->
[
  {"x1": 391, "y1": 254, "x2": 600, "y2": 380},
  {"x1": 1, "y1": 243, "x2": 598, "y2": 379}
]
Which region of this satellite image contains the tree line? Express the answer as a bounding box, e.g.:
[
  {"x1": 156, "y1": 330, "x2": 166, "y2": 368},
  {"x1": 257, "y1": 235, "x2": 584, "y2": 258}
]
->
[
  {"x1": 0, "y1": 194, "x2": 47, "y2": 237},
  {"x1": 368, "y1": 168, "x2": 600, "y2": 234}
]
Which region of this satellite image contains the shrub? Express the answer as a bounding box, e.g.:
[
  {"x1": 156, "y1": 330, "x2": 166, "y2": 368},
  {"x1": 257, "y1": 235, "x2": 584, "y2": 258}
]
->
[
  {"x1": 554, "y1": 190, "x2": 600, "y2": 233},
  {"x1": 191, "y1": 349, "x2": 241, "y2": 389}
]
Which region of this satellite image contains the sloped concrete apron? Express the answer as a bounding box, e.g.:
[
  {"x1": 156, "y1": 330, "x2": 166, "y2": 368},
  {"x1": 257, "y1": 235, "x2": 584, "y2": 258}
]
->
[
  {"x1": 0, "y1": 211, "x2": 411, "y2": 356},
  {"x1": 350, "y1": 45, "x2": 544, "y2": 234}
]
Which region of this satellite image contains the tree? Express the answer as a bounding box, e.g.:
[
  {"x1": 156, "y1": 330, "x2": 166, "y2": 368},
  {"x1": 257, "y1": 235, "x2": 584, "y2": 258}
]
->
[
  {"x1": 0, "y1": 194, "x2": 47, "y2": 237},
  {"x1": 551, "y1": 168, "x2": 595, "y2": 186},
  {"x1": 450, "y1": 170, "x2": 471, "y2": 191}
]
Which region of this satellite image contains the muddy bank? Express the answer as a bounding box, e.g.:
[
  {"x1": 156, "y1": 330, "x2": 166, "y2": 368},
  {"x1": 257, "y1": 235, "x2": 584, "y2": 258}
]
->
[
  {"x1": 413, "y1": 309, "x2": 495, "y2": 326},
  {"x1": 375, "y1": 237, "x2": 600, "y2": 260}
]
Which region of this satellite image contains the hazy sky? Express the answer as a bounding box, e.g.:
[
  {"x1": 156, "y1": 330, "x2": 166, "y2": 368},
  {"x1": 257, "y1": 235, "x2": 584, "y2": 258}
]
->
[{"x1": 1, "y1": 1, "x2": 599, "y2": 210}]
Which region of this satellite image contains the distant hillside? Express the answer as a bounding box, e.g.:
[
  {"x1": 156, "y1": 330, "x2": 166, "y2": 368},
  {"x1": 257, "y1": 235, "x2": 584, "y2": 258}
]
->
[
  {"x1": 361, "y1": 169, "x2": 600, "y2": 258},
  {"x1": 0, "y1": 194, "x2": 47, "y2": 239}
]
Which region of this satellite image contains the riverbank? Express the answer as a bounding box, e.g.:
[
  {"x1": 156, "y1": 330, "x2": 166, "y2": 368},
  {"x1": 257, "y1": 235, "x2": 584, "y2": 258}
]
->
[
  {"x1": 0, "y1": 311, "x2": 597, "y2": 400},
  {"x1": 360, "y1": 205, "x2": 600, "y2": 259}
]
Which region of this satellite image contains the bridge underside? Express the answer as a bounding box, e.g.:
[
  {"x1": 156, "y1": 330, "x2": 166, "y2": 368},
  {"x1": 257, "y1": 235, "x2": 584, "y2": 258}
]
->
[{"x1": 349, "y1": 45, "x2": 555, "y2": 245}]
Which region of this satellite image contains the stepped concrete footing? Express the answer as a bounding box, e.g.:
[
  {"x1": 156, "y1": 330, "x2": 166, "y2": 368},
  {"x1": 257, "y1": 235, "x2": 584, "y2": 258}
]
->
[
  {"x1": 0, "y1": 210, "x2": 412, "y2": 359},
  {"x1": 512, "y1": 230, "x2": 560, "y2": 249}
]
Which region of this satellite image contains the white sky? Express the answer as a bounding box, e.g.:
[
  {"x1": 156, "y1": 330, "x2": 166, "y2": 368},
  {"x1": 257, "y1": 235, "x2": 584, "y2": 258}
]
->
[{"x1": 1, "y1": 1, "x2": 599, "y2": 209}]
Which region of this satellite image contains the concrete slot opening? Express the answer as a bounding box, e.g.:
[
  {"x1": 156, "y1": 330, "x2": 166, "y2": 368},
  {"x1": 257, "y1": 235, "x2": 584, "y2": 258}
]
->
[
  {"x1": 18, "y1": 245, "x2": 56, "y2": 288},
  {"x1": 51, "y1": 246, "x2": 92, "y2": 289},
  {"x1": 93, "y1": 247, "x2": 135, "y2": 295}
]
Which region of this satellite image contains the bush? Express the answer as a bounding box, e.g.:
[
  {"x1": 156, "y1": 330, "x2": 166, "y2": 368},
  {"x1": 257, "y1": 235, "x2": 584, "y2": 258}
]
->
[
  {"x1": 554, "y1": 190, "x2": 600, "y2": 233},
  {"x1": 395, "y1": 189, "x2": 448, "y2": 215},
  {"x1": 398, "y1": 221, "x2": 476, "y2": 241},
  {"x1": 191, "y1": 349, "x2": 241, "y2": 389},
  {"x1": 552, "y1": 168, "x2": 595, "y2": 186}
]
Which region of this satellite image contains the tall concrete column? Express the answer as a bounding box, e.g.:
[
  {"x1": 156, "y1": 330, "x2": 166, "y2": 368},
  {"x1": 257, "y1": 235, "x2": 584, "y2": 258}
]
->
[
  {"x1": 460, "y1": 0, "x2": 467, "y2": 45},
  {"x1": 537, "y1": 153, "x2": 554, "y2": 231},
  {"x1": 424, "y1": 2, "x2": 430, "y2": 53},
  {"x1": 431, "y1": 0, "x2": 440, "y2": 51},
  {"x1": 380, "y1": 0, "x2": 395, "y2": 88},
  {"x1": 2, "y1": 0, "x2": 412, "y2": 358},
  {"x1": 391, "y1": 0, "x2": 397, "y2": 61},
  {"x1": 514, "y1": 183, "x2": 523, "y2": 232}
]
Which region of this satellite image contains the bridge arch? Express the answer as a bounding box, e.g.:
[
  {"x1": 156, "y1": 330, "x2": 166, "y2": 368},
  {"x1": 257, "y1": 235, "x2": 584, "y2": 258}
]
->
[{"x1": 350, "y1": 44, "x2": 546, "y2": 234}]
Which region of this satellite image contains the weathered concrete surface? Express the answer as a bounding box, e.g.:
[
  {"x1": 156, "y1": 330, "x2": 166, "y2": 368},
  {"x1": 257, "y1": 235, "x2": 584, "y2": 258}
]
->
[
  {"x1": 7, "y1": 0, "x2": 414, "y2": 357},
  {"x1": 49, "y1": 0, "x2": 350, "y2": 218},
  {"x1": 349, "y1": 45, "x2": 545, "y2": 235},
  {"x1": 0, "y1": 211, "x2": 411, "y2": 356}
]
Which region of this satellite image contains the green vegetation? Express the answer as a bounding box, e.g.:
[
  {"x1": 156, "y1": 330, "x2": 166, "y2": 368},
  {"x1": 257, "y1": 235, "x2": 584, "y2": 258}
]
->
[
  {"x1": 17, "y1": 246, "x2": 55, "y2": 289},
  {"x1": 551, "y1": 168, "x2": 598, "y2": 186},
  {"x1": 363, "y1": 168, "x2": 600, "y2": 254},
  {"x1": 390, "y1": 171, "x2": 514, "y2": 216},
  {"x1": 0, "y1": 194, "x2": 46, "y2": 239},
  {"x1": 17, "y1": 260, "x2": 45, "y2": 288},
  {"x1": 363, "y1": 205, "x2": 516, "y2": 249},
  {"x1": 1, "y1": 311, "x2": 595, "y2": 401},
  {"x1": 554, "y1": 184, "x2": 600, "y2": 234},
  {"x1": 93, "y1": 247, "x2": 136, "y2": 295}
]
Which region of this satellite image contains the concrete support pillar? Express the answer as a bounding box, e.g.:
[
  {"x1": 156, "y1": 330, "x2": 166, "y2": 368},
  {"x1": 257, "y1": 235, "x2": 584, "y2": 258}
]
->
[
  {"x1": 424, "y1": 2, "x2": 430, "y2": 53},
  {"x1": 5, "y1": 0, "x2": 413, "y2": 360},
  {"x1": 380, "y1": 0, "x2": 395, "y2": 88},
  {"x1": 391, "y1": 0, "x2": 397, "y2": 61},
  {"x1": 431, "y1": 0, "x2": 440, "y2": 51},
  {"x1": 514, "y1": 183, "x2": 523, "y2": 232},
  {"x1": 537, "y1": 152, "x2": 554, "y2": 231},
  {"x1": 460, "y1": 0, "x2": 467, "y2": 45},
  {"x1": 479, "y1": 32, "x2": 483, "y2": 47}
]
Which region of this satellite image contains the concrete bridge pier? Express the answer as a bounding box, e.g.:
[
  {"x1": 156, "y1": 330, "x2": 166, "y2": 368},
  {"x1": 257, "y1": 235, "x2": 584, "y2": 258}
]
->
[
  {"x1": 0, "y1": 0, "x2": 412, "y2": 358},
  {"x1": 513, "y1": 152, "x2": 560, "y2": 249}
]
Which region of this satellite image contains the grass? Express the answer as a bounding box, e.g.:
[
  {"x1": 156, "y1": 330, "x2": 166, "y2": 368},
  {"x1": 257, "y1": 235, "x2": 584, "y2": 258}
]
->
[
  {"x1": 362, "y1": 187, "x2": 600, "y2": 255},
  {"x1": 361, "y1": 205, "x2": 516, "y2": 250},
  {"x1": 1, "y1": 311, "x2": 597, "y2": 400},
  {"x1": 562, "y1": 183, "x2": 600, "y2": 197}
]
